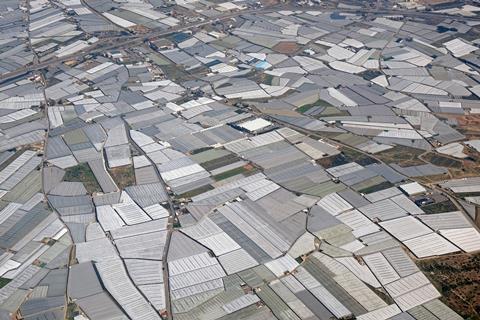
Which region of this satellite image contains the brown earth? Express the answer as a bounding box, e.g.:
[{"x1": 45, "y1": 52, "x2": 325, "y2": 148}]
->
[
  {"x1": 450, "y1": 114, "x2": 480, "y2": 138},
  {"x1": 416, "y1": 253, "x2": 480, "y2": 320},
  {"x1": 272, "y1": 41, "x2": 299, "y2": 54},
  {"x1": 108, "y1": 165, "x2": 136, "y2": 190}
]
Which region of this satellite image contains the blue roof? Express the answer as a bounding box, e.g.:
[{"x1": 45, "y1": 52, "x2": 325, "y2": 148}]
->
[
  {"x1": 254, "y1": 61, "x2": 270, "y2": 70},
  {"x1": 172, "y1": 32, "x2": 191, "y2": 43}
]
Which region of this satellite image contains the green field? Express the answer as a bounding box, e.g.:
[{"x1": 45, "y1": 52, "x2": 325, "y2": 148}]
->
[{"x1": 64, "y1": 163, "x2": 101, "y2": 194}]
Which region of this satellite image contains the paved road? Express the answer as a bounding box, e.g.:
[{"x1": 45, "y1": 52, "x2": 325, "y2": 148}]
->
[
  {"x1": 126, "y1": 128, "x2": 177, "y2": 320},
  {"x1": 0, "y1": 4, "x2": 283, "y2": 81},
  {"x1": 4, "y1": 2, "x2": 477, "y2": 81}
]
